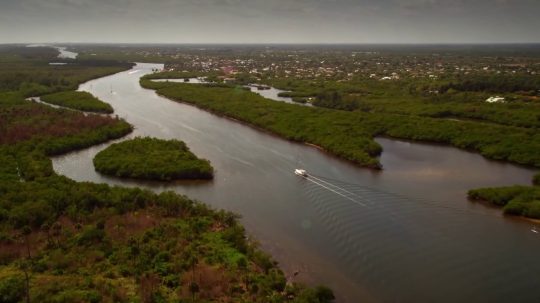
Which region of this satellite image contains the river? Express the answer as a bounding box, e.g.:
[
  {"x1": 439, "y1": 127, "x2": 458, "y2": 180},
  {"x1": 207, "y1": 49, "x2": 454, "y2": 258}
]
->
[
  {"x1": 52, "y1": 63, "x2": 540, "y2": 303},
  {"x1": 55, "y1": 46, "x2": 78, "y2": 59}
]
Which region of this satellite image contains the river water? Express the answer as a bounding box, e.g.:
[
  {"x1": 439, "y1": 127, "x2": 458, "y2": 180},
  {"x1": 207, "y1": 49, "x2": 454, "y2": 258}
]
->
[
  {"x1": 52, "y1": 63, "x2": 540, "y2": 303},
  {"x1": 55, "y1": 46, "x2": 78, "y2": 59}
]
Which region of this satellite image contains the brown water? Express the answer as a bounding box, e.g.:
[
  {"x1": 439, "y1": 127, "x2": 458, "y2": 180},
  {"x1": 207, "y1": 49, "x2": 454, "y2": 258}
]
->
[{"x1": 52, "y1": 63, "x2": 540, "y2": 303}]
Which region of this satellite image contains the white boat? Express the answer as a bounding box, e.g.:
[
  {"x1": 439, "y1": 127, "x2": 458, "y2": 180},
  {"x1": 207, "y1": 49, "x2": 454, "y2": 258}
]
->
[{"x1": 295, "y1": 169, "x2": 307, "y2": 177}]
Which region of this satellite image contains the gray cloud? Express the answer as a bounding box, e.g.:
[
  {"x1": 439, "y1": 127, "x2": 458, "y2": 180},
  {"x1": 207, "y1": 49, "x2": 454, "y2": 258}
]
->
[{"x1": 0, "y1": 0, "x2": 538, "y2": 43}]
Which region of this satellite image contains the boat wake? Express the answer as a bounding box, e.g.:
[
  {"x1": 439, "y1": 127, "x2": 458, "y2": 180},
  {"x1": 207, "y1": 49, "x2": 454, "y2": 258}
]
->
[{"x1": 295, "y1": 170, "x2": 367, "y2": 207}]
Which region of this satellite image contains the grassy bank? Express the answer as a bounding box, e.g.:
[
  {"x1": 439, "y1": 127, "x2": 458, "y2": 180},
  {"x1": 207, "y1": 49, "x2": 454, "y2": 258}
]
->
[
  {"x1": 41, "y1": 91, "x2": 114, "y2": 113},
  {"x1": 94, "y1": 137, "x2": 214, "y2": 181}
]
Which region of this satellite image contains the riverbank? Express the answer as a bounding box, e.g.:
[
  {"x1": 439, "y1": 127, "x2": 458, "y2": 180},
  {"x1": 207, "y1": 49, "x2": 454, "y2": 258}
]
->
[{"x1": 41, "y1": 91, "x2": 114, "y2": 113}]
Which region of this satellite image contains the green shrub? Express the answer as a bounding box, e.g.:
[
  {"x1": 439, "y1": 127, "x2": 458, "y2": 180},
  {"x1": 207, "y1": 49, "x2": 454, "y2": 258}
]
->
[{"x1": 0, "y1": 274, "x2": 25, "y2": 303}]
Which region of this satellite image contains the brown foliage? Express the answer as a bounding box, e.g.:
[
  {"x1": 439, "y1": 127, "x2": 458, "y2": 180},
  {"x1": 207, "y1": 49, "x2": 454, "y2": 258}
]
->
[
  {"x1": 180, "y1": 263, "x2": 232, "y2": 301},
  {"x1": 0, "y1": 102, "x2": 118, "y2": 144}
]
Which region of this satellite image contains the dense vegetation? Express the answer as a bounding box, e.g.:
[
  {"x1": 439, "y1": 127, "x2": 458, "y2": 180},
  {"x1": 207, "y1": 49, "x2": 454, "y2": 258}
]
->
[
  {"x1": 141, "y1": 78, "x2": 540, "y2": 169},
  {"x1": 0, "y1": 154, "x2": 333, "y2": 302},
  {"x1": 468, "y1": 173, "x2": 540, "y2": 219},
  {"x1": 94, "y1": 138, "x2": 214, "y2": 181},
  {"x1": 0, "y1": 45, "x2": 333, "y2": 302},
  {"x1": 0, "y1": 167, "x2": 333, "y2": 302},
  {"x1": 269, "y1": 77, "x2": 540, "y2": 129},
  {"x1": 439, "y1": 74, "x2": 540, "y2": 94},
  {"x1": 0, "y1": 92, "x2": 131, "y2": 154},
  {"x1": 41, "y1": 91, "x2": 114, "y2": 113}
]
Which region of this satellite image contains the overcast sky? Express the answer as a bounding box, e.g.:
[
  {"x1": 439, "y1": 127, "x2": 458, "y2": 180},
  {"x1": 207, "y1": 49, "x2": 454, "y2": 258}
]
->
[{"x1": 1, "y1": 0, "x2": 539, "y2": 44}]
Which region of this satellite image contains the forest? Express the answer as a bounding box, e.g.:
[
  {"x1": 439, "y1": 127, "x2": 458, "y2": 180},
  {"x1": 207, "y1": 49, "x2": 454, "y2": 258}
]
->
[
  {"x1": 438, "y1": 74, "x2": 540, "y2": 94},
  {"x1": 268, "y1": 77, "x2": 540, "y2": 129},
  {"x1": 93, "y1": 137, "x2": 214, "y2": 181},
  {"x1": 41, "y1": 91, "x2": 114, "y2": 114},
  {"x1": 0, "y1": 46, "x2": 333, "y2": 302}
]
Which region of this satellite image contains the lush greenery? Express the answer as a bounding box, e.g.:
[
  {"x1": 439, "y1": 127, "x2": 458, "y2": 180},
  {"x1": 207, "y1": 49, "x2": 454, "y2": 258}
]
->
[
  {"x1": 41, "y1": 91, "x2": 114, "y2": 113},
  {"x1": 468, "y1": 184, "x2": 540, "y2": 219},
  {"x1": 0, "y1": 45, "x2": 333, "y2": 303},
  {"x1": 268, "y1": 77, "x2": 540, "y2": 129},
  {"x1": 0, "y1": 93, "x2": 132, "y2": 156},
  {"x1": 141, "y1": 78, "x2": 540, "y2": 169},
  {"x1": 468, "y1": 173, "x2": 540, "y2": 219},
  {"x1": 439, "y1": 74, "x2": 540, "y2": 94},
  {"x1": 94, "y1": 138, "x2": 214, "y2": 181}
]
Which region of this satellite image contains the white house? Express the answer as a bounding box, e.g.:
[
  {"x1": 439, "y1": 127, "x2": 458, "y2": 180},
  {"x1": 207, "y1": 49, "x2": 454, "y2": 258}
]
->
[{"x1": 486, "y1": 96, "x2": 506, "y2": 103}]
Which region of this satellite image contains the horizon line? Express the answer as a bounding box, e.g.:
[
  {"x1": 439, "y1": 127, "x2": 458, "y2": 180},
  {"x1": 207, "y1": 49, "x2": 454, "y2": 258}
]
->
[{"x1": 8, "y1": 42, "x2": 540, "y2": 46}]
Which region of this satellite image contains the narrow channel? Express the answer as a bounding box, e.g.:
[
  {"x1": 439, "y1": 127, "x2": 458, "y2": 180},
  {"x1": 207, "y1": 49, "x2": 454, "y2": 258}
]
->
[{"x1": 52, "y1": 63, "x2": 540, "y2": 303}]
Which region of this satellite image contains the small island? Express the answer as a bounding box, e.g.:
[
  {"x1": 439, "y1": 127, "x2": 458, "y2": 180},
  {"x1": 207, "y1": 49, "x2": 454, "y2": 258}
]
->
[
  {"x1": 41, "y1": 91, "x2": 114, "y2": 113},
  {"x1": 93, "y1": 137, "x2": 214, "y2": 180},
  {"x1": 468, "y1": 172, "x2": 540, "y2": 219}
]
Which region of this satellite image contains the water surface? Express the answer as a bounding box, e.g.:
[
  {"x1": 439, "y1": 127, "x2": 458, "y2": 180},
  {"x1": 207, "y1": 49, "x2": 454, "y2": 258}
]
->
[
  {"x1": 151, "y1": 78, "x2": 309, "y2": 105},
  {"x1": 55, "y1": 46, "x2": 78, "y2": 59}
]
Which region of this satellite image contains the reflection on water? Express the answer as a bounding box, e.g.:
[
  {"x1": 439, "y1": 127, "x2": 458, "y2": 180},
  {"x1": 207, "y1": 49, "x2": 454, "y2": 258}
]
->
[
  {"x1": 151, "y1": 78, "x2": 207, "y2": 84},
  {"x1": 52, "y1": 63, "x2": 540, "y2": 303},
  {"x1": 246, "y1": 85, "x2": 313, "y2": 106}
]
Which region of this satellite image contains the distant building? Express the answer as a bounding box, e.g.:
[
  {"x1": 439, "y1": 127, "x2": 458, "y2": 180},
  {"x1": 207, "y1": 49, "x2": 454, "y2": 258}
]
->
[
  {"x1": 221, "y1": 66, "x2": 237, "y2": 75},
  {"x1": 486, "y1": 96, "x2": 506, "y2": 103}
]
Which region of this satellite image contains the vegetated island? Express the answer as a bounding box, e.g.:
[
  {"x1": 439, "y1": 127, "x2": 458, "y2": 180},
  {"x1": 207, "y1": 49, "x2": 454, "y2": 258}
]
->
[
  {"x1": 0, "y1": 46, "x2": 333, "y2": 302},
  {"x1": 468, "y1": 173, "x2": 540, "y2": 219},
  {"x1": 93, "y1": 137, "x2": 214, "y2": 181},
  {"x1": 41, "y1": 91, "x2": 114, "y2": 113}
]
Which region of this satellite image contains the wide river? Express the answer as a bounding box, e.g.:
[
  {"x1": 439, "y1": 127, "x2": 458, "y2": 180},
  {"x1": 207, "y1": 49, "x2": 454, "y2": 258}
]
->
[{"x1": 52, "y1": 63, "x2": 540, "y2": 302}]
